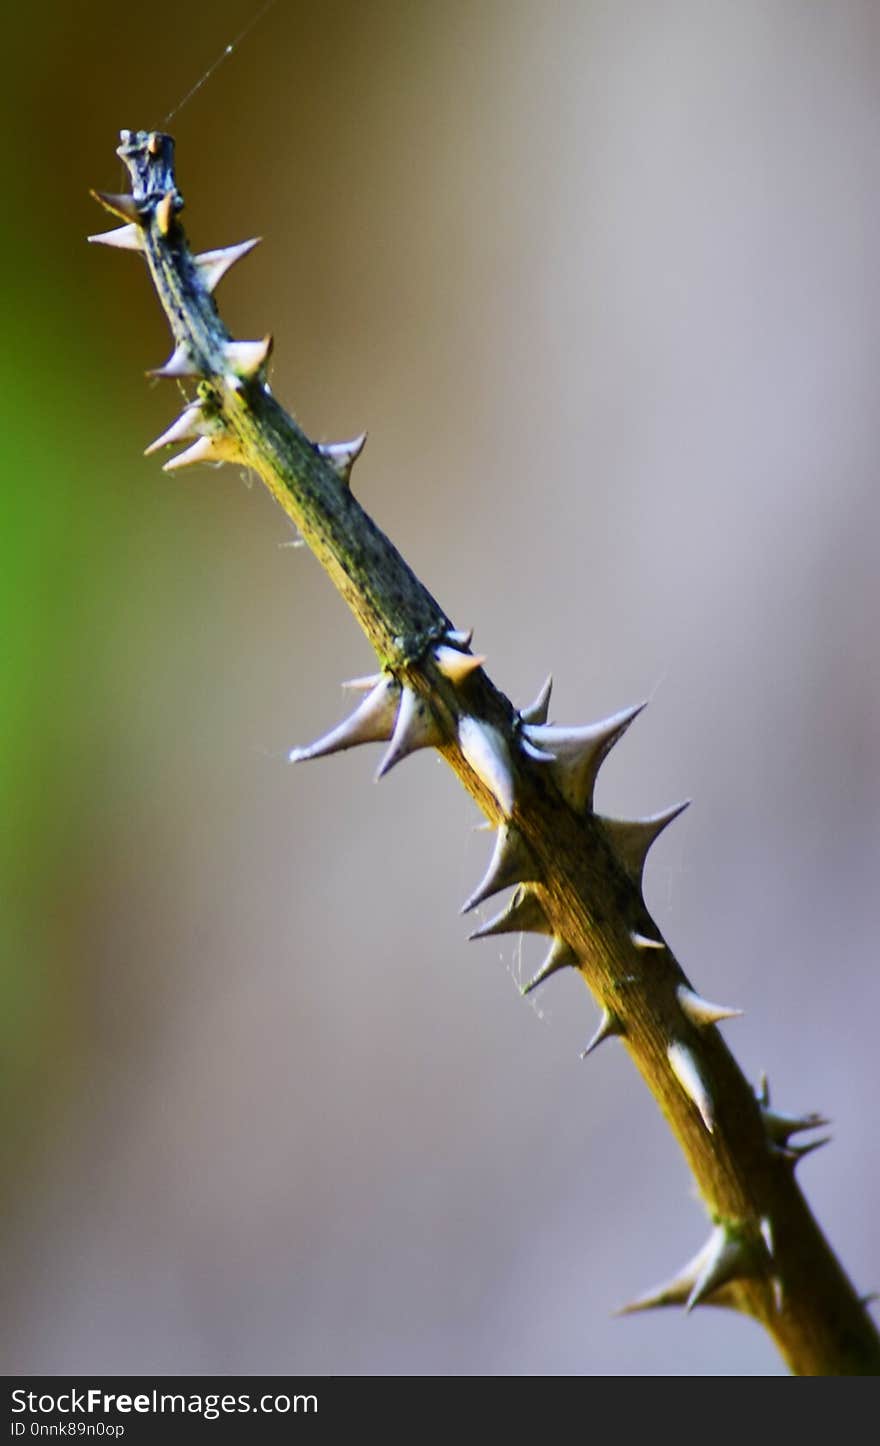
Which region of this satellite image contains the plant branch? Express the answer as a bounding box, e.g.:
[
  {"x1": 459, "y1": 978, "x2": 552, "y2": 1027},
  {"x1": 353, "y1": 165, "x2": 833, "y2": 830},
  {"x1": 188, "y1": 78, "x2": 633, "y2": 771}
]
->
[{"x1": 89, "y1": 129, "x2": 880, "y2": 1375}]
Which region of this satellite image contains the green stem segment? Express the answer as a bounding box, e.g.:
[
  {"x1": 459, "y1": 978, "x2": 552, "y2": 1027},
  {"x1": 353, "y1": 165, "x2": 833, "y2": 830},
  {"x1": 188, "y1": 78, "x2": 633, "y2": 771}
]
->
[{"x1": 98, "y1": 129, "x2": 879, "y2": 1375}]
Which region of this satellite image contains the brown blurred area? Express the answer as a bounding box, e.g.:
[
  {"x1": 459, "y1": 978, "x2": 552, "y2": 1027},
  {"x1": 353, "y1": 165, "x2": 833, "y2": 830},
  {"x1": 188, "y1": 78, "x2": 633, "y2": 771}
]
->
[{"x1": 2, "y1": 0, "x2": 878, "y2": 1374}]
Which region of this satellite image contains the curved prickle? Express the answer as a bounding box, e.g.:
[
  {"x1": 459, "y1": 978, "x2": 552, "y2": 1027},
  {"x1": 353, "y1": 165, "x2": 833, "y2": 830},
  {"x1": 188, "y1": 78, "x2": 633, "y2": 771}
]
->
[
  {"x1": 194, "y1": 237, "x2": 262, "y2": 293},
  {"x1": 581, "y1": 1007, "x2": 622, "y2": 1059},
  {"x1": 289, "y1": 676, "x2": 400, "y2": 763},
  {"x1": 600, "y1": 801, "x2": 690, "y2": 888},
  {"x1": 87, "y1": 222, "x2": 144, "y2": 251},
  {"x1": 521, "y1": 938, "x2": 578, "y2": 996},
  {"x1": 376, "y1": 686, "x2": 443, "y2": 778},
  {"x1": 150, "y1": 342, "x2": 201, "y2": 380},
  {"x1": 467, "y1": 885, "x2": 551, "y2": 941},
  {"x1": 144, "y1": 404, "x2": 205, "y2": 456},
  {"x1": 676, "y1": 985, "x2": 743, "y2": 1029},
  {"x1": 224, "y1": 336, "x2": 273, "y2": 381},
  {"x1": 163, "y1": 433, "x2": 243, "y2": 472},
  {"x1": 630, "y1": 930, "x2": 665, "y2": 951},
  {"x1": 668, "y1": 1041, "x2": 715, "y2": 1133},
  {"x1": 433, "y1": 643, "x2": 486, "y2": 684},
  {"x1": 461, "y1": 823, "x2": 538, "y2": 915},
  {"x1": 521, "y1": 702, "x2": 646, "y2": 813},
  {"x1": 619, "y1": 1223, "x2": 756, "y2": 1316},
  {"x1": 519, "y1": 676, "x2": 553, "y2": 726},
  {"x1": 317, "y1": 433, "x2": 367, "y2": 482}
]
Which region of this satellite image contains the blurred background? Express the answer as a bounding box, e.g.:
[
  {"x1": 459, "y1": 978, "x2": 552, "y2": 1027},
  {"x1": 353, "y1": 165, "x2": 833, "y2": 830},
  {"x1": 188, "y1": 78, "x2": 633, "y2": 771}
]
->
[{"x1": 3, "y1": 0, "x2": 879, "y2": 1376}]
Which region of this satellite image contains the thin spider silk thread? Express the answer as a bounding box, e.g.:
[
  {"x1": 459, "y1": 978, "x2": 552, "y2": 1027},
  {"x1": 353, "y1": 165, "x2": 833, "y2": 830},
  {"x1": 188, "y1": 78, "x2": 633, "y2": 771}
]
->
[{"x1": 162, "y1": 0, "x2": 280, "y2": 125}]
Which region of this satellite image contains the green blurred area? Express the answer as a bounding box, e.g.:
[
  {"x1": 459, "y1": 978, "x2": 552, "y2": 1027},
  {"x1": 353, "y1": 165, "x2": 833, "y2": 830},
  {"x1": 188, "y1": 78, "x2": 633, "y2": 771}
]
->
[{"x1": 1, "y1": 0, "x2": 268, "y2": 1177}]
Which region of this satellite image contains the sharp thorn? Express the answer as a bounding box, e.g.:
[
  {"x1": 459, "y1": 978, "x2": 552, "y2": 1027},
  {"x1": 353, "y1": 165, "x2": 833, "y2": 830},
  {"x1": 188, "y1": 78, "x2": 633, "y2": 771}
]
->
[
  {"x1": 760, "y1": 1106, "x2": 830, "y2": 1146},
  {"x1": 676, "y1": 984, "x2": 743, "y2": 1029},
  {"x1": 581, "y1": 1008, "x2": 622, "y2": 1058},
  {"x1": 617, "y1": 1226, "x2": 747, "y2": 1316},
  {"x1": 519, "y1": 736, "x2": 556, "y2": 763},
  {"x1": 519, "y1": 676, "x2": 553, "y2": 726},
  {"x1": 289, "y1": 677, "x2": 400, "y2": 763},
  {"x1": 148, "y1": 342, "x2": 200, "y2": 379},
  {"x1": 467, "y1": 886, "x2": 551, "y2": 941},
  {"x1": 779, "y1": 1136, "x2": 832, "y2": 1166},
  {"x1": 461, "y1": 823, "x2": 538, "y2": 914},
  {"x1": 376, "y1": 686, "x2": 443, "y2": 778},
  {"x1": 162, "y1": 433, "x2": 240, "y2": 471},
  {"x1": 457, "y1": 715, "x2": 515, "y2": 815},
  {"x1": 194, "y1": 237, "x2": 262, "y2": 292},
  {"x1": 144, "y1": 403, "x2": 204, "y2": 455},
  {"x1": 601, "y1": 801, "x2": 691, "y2": 886},
  {"x1": 316, "y1": 433, "x2": 367, "y2": 483},
  {"x1": 668, "y1": 1041, "x2": 715, "y2": 1132},
  {"x1": 433, "y1": 643, "x2": 486, "y2": 684},
  {"x1": 686, "y1": 1225, "x2": 753, "y2": 1312},
  {"x1": 444, "y1": 628, "x2": 474, "y2": 648},
  {"x1": 631, "y1": 931, "x2": 665, "y2": 951},
  {"x1": 522, "y1": 702, "x2": 646, "y2": 812},
  {"x1": 224, "y1": 335, "x2": 273, "y2": 380},
  {"x1": 90, "y1": 189, "x2": 143, "y2": 224},
  {"x1": 87, "y1": 222, "x2": 144, "y2": 251},
  {"x1": 759, "y1": 1217, "x2": 774, "y2": 1260},
  {"x1": 341, "y1": 673, "x2": 384, "y2": 692},
  {"x1": 521, "y1": 938, "x2": 578, "y2": 996}
]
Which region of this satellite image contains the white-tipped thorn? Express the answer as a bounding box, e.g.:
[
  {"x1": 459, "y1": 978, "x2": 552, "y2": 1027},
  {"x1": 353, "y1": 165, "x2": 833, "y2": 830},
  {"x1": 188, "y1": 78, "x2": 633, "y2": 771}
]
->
[
  {"x1": 777, "y1": 1136, "x2": 832, "y2": 1166},
  {"x1": 676, "y1": 984, "x2": 743, "y2": 1029},
  {"x1": 163, "y1": 434, "x2": 240, "y2": 472},
  {"x1": 686, "y1": 1227, "x2": 752, "y2": 1312},
  {"x1": 522, "y1": 702, "x2": 645, "y2": 812},
  {"x1": 760, "y1": 1106, "x2": 830, "y2": 1146},
  {"x1": 289, "y1": 677, "x2": 400, "y2": 763},
  {"x1": 759, "y1": 1217, "x2": 774, "y2": 1259},
  {"x1": 760, "y1": 1217, "x2": 784, "y2": 1312},
  {"x1": 581, "y1": 1008, "x2": 622, "y2": 1059},
  {"x1": 341, "y1": 673, "x2": 384, "y2": 692},
  {"x1": 193, "y1": 237, "x2": 262, "y2": 293},
  {"x1": 521, "y1": 938, "x2": 578, "y2": 997},
  {"x1": 376, "y1": 686, "x2": 442, "y2": 778},
  {"x1": 668, "y1": 1041, "x2": 715, "y2": 1132},
  {"x1": 444, "y1": 628, "x2": 473, "y2": 649},
  {"x1": 433, "y1": 643, "x2": 486, "y2": 684},
  {"x1": 317, "y1": 433, "x2": 367, "y2": 483},
  {"x1": 601, "y1": 802, "x2": 691, "y2": 886},
  {"x1": 468, "y1": 886, "x2": 551, "y2": 941},
  {"x1": 144, "y1": 404, "x2": 204, "y2": 456},
  {"x1": 457, "y1": 715, "x2": 515, "y2": 815},
  {"x1": 87, "y1": 222, "x2": 144, "y2": 251},
  {"x1": 631, "y1": 931, "x2": 665, "y2": 951},
  {"x1": 520, "y1": 736, "x2": 556, "y2": 764},
  {"x1": 149, "y1": 342, "x2": 201, "y2": 380},
  {"x1": 90, "y1": 189, "x2": 142, "y2": 223},
  {"x1": 461, "y1": 823, "x2": 538, "y2": 914},
  {"x1": 617, "y1": 1225, "x2": 749, "y2": 1315},
  {"x1": 519, "y1": 676, "x2": 553, "y2": 726},
  {"x1": 224, "y1": 336, "x2": 273, "y2": 379}
]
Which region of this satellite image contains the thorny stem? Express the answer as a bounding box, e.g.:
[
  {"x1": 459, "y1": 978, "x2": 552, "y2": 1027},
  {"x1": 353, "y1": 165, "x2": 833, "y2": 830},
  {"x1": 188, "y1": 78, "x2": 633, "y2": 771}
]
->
[{"x1": 93, "y1": 130, "x2": 879, "y2": 1375}]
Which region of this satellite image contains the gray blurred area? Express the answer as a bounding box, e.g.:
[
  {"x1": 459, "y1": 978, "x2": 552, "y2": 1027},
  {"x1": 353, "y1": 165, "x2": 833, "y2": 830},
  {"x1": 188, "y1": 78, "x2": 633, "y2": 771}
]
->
[{"x1": 4, "y1": 0, "x2": 879, "y2": 1374}]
